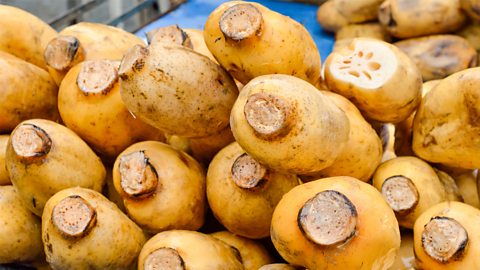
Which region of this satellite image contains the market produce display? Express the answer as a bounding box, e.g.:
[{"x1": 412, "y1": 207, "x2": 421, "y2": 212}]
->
[{"x1": 0, "y1": 0, "x2": 479, "y2": 269}]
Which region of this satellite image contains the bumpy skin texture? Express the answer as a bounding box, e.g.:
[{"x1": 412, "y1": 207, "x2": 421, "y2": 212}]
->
[
  {"x1": 0, "y1": 5, "x2": 57, "y2": 69},
  {"x1": 0, "y1": 51, "x2": 59, "y2": 133},
  {"x1": 324, "y1": 38, "x2": 422, "y2": 123},
  {"x1": 6, "y1": 119, "x2": 106, "y2": 216},
  {"x1": 0, "y1": 135, "x2": 10, "y2": 185},
  {"x1": 211, "y1": 231, "x2": 274, "y2": 270},
  {"x1": 204, "y1": 1, "x2": 321, "y2": 86},
  {"x1": 42, "y1": 188, "x2": 146, "y2": 270},
  {"x1": 207, "y1": 142, "x2": 299, "y2": 238},
  {"x1": 414, "y1": 202, "x2": 480, "y2": 270},
  {"x1": 334, "y1": 0, "x2": 384, "y2": 23},
  {"x1": 48, "y1": 22, "x2": 145, "y2": 85},
  {"x1": 138, "y1": 230, "x2": 244, "y2": 270},
  {"x1": 0, "y1": 186, "x2": 43, "y2": 264},
  {"x1": 389, "y1": 232, "x2": 417, "y2": 270},
  {"x1": 58, "y1": 61, "x2": 164, "y2": 157},
  {"x1": 302, "y1": 91, "x2": 382, "y2": 182},
  {"x1": 395, "y1": 35, "x2": 477, "y2": 81},
  {"x1": 113, "y1": 141, "x2": 206, "y2": 233},
  {"x1": 119, "y1": 42, "x2": 238, "y2": 138},
  {"x1": 316, "y1": 1, "x2": 348, "y2": 32},
  {"x1": 461, "y1": 0, "x2": 480, "y2": 21},
  {"x1": 230, "y1": 74, "x2": 349, "y2": 174},
  {"x1": 378, "y1": 0, "x2": 466, "y2": 39},
  {"x1": 412, "y1": 68, "x2": 480, "y2": 169},
  {"x1": 271, "y1": 176, "x2": 400, "y2": 270},
  {"x1": 372, "y1": 156, "x2": 447, "y2": 229},
  {"x1": 336, "y1": 23, "x2": 391, "y2": 42}
]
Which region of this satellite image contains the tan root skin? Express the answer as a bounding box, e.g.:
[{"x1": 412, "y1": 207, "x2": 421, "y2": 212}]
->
[
  {"x1": 271, "y1": 176, "x2": 400, "y2": 270},
  {"x1": 395, "y1": 35, "x2": 477, "y2": 81},
  {"x1": 211, "y1": 231, "x2": 274, "y2": 270},
  {"x1": 0, "y1": 186, "x2": 43, "y2": 264},
  {"x1": 207, "y1": 142, "x2": 298, "y2": 239},
  {"x1": 301, "y1": 91, "x2": 382, "y2": 182},
  {"x1": 138, "y1": 230, "x2": 244, "y2": 270},
  {"x1": 259, "y1": 264, "x2": 301, "y2": 270},
  {"x1": 231, "y1": 74, "x2": 350, "y2": 174},
  {"x1": 113, "y1": 141, "x2": 206, "y2": 233},
  {"x1": 373, "y1": 157, "x2": 446, "y2": 229},
  {"x1": 0, "y1": 135, "x2": 10, "y2": 185},
  {"x1": 333, "y1": 0, "x2": 384, "y2": 23},
  {"x1": 454, "y1": 171, "x2": 480, "y2": 208},
  {"x1": 42, "y1": 188, "x2": 146, "y2": 270},
  {"x1": 434, "y1": 169, "x2": 464, "y2": 203},
  {"x1": 457, "y1": 22, "x2": 480, "y2": 51},
  {"x1": 325, "y1": 38, "x2": 422, "y2": 123},
  {"x1": 46, "y1": 22, "x2": 145, "y2": 85},
  {"x1": 58, "y1": 60, "x2": 164, "y2": 157},
  {"x1": 0, "y1": 51, "x2": 59, "y2": 133},
  {"x1": 414, "y1": 201, "x2": 480, "y2": 269},
  {"x1": 336, "y1": 23, "x2": 391, "y2": 42},
  {"x1": 460, "y1": 0, "x2": 480, "y2": 22},
  {"x1": 378, "y1": 0, "x2": 466, "y2": 39},
  {"x1": 119, "y1": 39, "x2": 238, "y2": 138},
  {"x1": 0, "y1": 4, "x2": 57, "y2": 69},
  {"x1": 204, "y1": 1, "x2": 321, "y2": 85},
  {"x1": 316, "y1": 1, "x2": 348, "y2": 33},
  {"x1": 389, "y1": 232, "x2": 418, "y2": 270},
  {"x1": 412, "y1": 68, "x2": 480, "y2": 169},
  {"x1": 189, "y1": 125, "x2": 235, "y2": 164},
  {"x1": 6, "y1": 119, "x2": 106, "y2": 216}
]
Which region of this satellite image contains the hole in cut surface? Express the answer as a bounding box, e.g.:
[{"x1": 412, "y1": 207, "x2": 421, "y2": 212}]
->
[
  {"x1": 362, "y1": 71, "x2": 372, "y2": 80},
  {"x1": 358, "y1": 51, "x2": 364, "y2": 57},
  {"x1": 368, "y1": 62, "x2": 381, "y2": 71},
  {"x1": 366, "y1": 52, "x2": 373, "y2": 60},
  {"x1": 348, "y1": 70, "x2": 360, "y2": 77}
]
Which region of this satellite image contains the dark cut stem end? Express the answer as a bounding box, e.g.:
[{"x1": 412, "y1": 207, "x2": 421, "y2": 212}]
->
[
  {"x1": 231, "y1": 153, "x2": 268, "y2": 190},
  {"x1": 119, "y1": 150, "x2": 158, "y2": 199}
]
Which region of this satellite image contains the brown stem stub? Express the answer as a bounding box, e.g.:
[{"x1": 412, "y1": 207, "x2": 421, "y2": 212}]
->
[
  {"x1": 119, "y1": 44, "x2": 148, "y2": 80},
  {"x1": 381, "y1": 175, "x2": 419, "y2": 215},
  {"x1": 146, "y1": 25, "x2": 193, "y2": 48},
  {"x1": 244, "y1": 93, "x2": 295, "y2": 140},
  {"x1": 77, "y1": 60, "x2": 118, "y2": 95},
  {"x1": 44, "y1": 35, "x2": 83, "y2": 71},
  {"x1": 11, "y1": 123, "x2": 52, "y2": 161},
  {"x1": 144, "y1": 248, "x2": 185, "y2": 270},
  {"x1": 220, "y1": 3, "x2": 263, "y2": 41},
  {"x1": 52, "y1": 195, "x2": 97, "y2": 239},
  {"x1": 298, "y1": 190, "x2": 357, "y2": 246},
  {"x1": 119, "y1": 151, "x2": 158, "y2": 199},
  {"x1": 422, "y1": 216, "x2": 469, "y2": 263},
  {"x1": 231, "y1": 153, "x2": 267, "y2": 190}
]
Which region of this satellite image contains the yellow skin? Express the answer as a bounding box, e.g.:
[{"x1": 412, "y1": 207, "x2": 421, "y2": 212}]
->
[
  {"x1": 461, "y1": 0, "x2": 480, "y2": 21},
  {"x1": 388, "y1": 232, "x2": 417, "y2": 270},
  {"x1": 211, "y1": 231, "x2": 274, "y2": 270},
  {"x1": 6, "y1": 119, "x2": 106, "y2": 216},
  {"x1": 119, "y1": 42, "x2": 238, "y2": 138},
  {"x1": 457, "y1": 22, "x2": 480, "y2": 51},
  {"x1": 42, "y1": 187, "x2": 146, "y2": 270},
  {"x1": 454, "y1": 171, "x2": 480, "y2": 208},
  {"x1": 0, "y1": 186, "x2": 42, "y2": 264},
  {"x1": 259, "y1": 264, "x2": 301, "y2": 270},
  {"x1": 336, "y1": 23, "x2": 391, "y2": 42},
  {"x1": 373, "y1": 156, "x2": 446, "y2": 229},
  {"x1": 189, "y1": 126, "x2": 235, "y2": 164},
  {"x1": 434, "y1": 169, "x2": 464, "y2": 202},
  {"x1": 104, "y1": 168, "x2": 126, "y2": 213},
  {"x1": 395, "y1": 35, "x2": 477, "y2": 81},
  {"x1": 184, "y1": 28, "x2": 217, "y2": 62},
  {"x1": 334, "y1": 0, "x2": 384, "y2": 23},
  {"x1": 207, "y1": 142, "x2": 299, "y2": 238},
  {"x1": 271, "y1": 176, "x2": 400, "y2": 270},
  {"x1": 0, "y1": 4, "x2": 57, "y2": 69},
  {"x1": 414, "y1": 201, "x2": 480, "y2": 269},
  {"x1": 378, "y1": 123, "x2": 398, "y2": 162},
  {"x1": 316, "y1": 1, "x2": 349, "y2": 33},
  {"x1": 412, "y1": 68, "x2": 480, "y2": 169},
  {"x1": 48, "y1": 22, "x2": 145, "y2": 85},
  {"x1": 230, "y1": 74, "x2": 350, "y2": 174},
  {"x1": 58, "y1": 61, "x2": 164, "y2": 157},
  {"x1": 0, "y1": 135, "x2": 10, "y2": 185},
  {"x1": 378, "y1": 0, "x2": 466, "y2": 39},
  {"x1": 138, "y1": 230, "x2": 244, "y2": 270},
  {"x1": 0, "y1": 51, "x2": 59, "y2": 133},
  {"x1": 324, "y1": 38, "x2": 422, "y2": 123},
  {"x1": 113, "y1": 141, "x2": 206, "y2": 233},
  {"x1": 204, "y1": 1, "x2": 321, "y2": 85},
  {"x1": 303, "y1": 91, "x2": 382, "y2": 182}
]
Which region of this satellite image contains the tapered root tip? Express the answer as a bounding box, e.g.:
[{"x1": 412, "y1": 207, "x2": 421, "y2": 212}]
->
[
  {"x1": 119, "y1": 151, "x2": 158, "y2": 199},
  {"x1": 220, "y1": 3, "x2": 263, "y2": 41},
  {"x1": 381, "y1": 175, "x2": 419, "y2": 215},
  {"x1": 298, "y1": 190, "x2": 357, "y2": 246},
  {"x1": 44, "y1": 35, "x2": 82, "y2": 71},
  {"x1": 144, "y1": 248, "x2": 185, "y2": 270},
  {"x1": 422, "y1": 216, "x2": 468, "y2": 263},
  {"x1": 244, "y1": 93, "x2": 295, "y2": 139},
  {"x1": 231, "y1": 153, "x2": 267, "y2": 189},
  {"x1": 11, "y1": 124, "x2": 52, "y2": 161},
  {"x1": 52, "y1": 195, "x2": 96, "y2": 239},
  {"x1": 147, "y1": 25, "x2": 193, "y2": 48},
  {"x1": 77, "y1": 60, "x2": 118, "y2": 95},
  {"x1": 119, "y1": 45, "x2": 148, "y2": 80}
]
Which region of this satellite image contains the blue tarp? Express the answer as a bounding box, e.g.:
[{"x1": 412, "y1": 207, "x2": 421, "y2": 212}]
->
[{"x1": 135, "y1": 0, "x2": 334, "y2": 60}]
